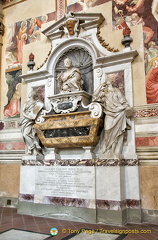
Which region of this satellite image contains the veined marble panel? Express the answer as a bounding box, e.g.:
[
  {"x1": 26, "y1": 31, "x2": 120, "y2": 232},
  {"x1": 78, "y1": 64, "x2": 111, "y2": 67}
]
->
[
  {"x1": 96, "y1": 166, "x2": 122, "y2": 201},
  {"x1": 19, "y1": 165, "x2": 95, "y2": 209},
  {"x1": 136, "y1": 136, "x2": 158, "y2": 146},
  {"x1": 34, "y1": 196, "x2": 95, "y2": 209},
  {"x1": 135, "y1": 123, "x2": 158, "y2": 133},
  {"x1": 20, "y1": 166, "x2": 35, "y2": 194},
  {"x1": 0, "y1": 142, "x2": 25, "y2": 150},
  {"x1": 35, "y1": 166, "x2": 95, "y2": 199},
  {"x1": 125, "y1": 166, "x2": 140, "y2": 200},
  {"x1": 96, "y1": 199, "x2": 126, "y2": 211},
  {"x1": 0, "y1": 129, "x2": 22, "y2": 140},
  {"x1": 135, "y1": 105, "x2": 158, "y2": 118},
  {"x1": 19, "y1": 193, "x2": 34, "y2": 203},
  {"x1": 21, "y1": 158, "x2": 139, "y2": 166},
  {"x1": 96, "y1": 199, "x2": 141, "y2": 210}
]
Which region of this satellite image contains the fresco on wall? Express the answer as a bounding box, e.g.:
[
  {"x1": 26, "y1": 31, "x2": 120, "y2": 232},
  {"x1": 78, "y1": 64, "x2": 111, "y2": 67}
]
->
[
  {"x1": 32, "y1": 86, "x2": 45, "y2": 103},
  {"x1": 3, "y1": 0, "x2": 26, "y2": 7},
  {"x1": 5, "y1": 10, "x2": 55, "y2": 118},
  {"x1": 3, "y1": 0, "x2": 14, "y2": 3},
  {"x1": 112, "y1": 0, "x2": 158, "y2": 104},
  {"x1": 67, "y1": 0, "x2": 110, "y2": 12},
  {"x1": 3, "y1": 0, "x2": 22, "y2": 4},
  {"x1": 67, "y1": 0, "x2": 158, "y2": 104},
  {"x1": 6, "y1": 12, "x2": 56, "y2": 68},
  {"x1": 4, "y1": 69, "x2": 22, "y2": 118},
  {"x1": 107, "y1": 71, "x2": 125, "y2": 95}
]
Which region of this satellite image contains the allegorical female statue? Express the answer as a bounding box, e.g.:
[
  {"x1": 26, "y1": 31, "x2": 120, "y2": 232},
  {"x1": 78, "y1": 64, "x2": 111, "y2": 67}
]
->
[
  {"x1": 20, "y1": 91, "x2": 44, "y2": 155},
  {"x1": 57, "y1": 57, "x2": 83, "y2": 93},
  {"x1": 93, "y1": 77, "x2": 134, "y2": 159}
]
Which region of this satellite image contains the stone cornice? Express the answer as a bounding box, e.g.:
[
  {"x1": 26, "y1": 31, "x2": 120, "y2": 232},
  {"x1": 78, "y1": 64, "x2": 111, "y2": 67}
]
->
[
  {"x1": 95, "y1": 49, "x2": 138, "y2": 68},
  {"x1": 21, "y1": 70, "x2": 52, "y2": 82},
  {"x1": 42, "y1": 12, "x2": 105, "y2": 41}
]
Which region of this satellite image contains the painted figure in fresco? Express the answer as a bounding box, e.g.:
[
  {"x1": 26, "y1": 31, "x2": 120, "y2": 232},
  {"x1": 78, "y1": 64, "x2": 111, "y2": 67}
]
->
[
  {"x1": 41, "y1": 15, "x2": 48, "y2": 25},
  {"x1": 113, "y1": 0, "x2": 145, "y2": 12},
  {"x1": 28, "y1": 16, "x2": 47, "y2": 43},
  {"x1": 57, "y1": 57, "x2": 83, "y2": 93},
  {"x1": 152, "y1": 0, "x2": 158, "y2": 21},
  {"x1": 20, "y1": 91, "x2": 44, "y2": 155},
  {"x1": 126, "y1": 0, "x2": 145, "y2": 12},
  {"x1": 126, "y1": 13, "x2": 154, "y2": 44},
  {"x1": 93, "y1": 77, "x2": 134, "y2": 159},
  {"x1": 146, "y1": 57, "x2": 158, "y2": 104},
  {"x1": 28, "y1": 18, "x2": 38, "y2": 36},
  {"x1": 17, "y1": 20, "x2": 27, "y2": 63},
  {"x1": 145, "y1": 41, "x2": 158, "y2": 73},
  {"x1": 76, "y1": 0, "x2": 98, "y2": 10},
  {"x1": 17, "y1": 32, "x2": 27, "y2": 63},
  {"x1": 3, "y1": 0, "x2": 14, "y2": 4},
  {"x1": 114, "y1": 16, "x2": 129, "y2": 30},
  {"x1": 4, "y1": 83, "x2": 22, "y2": 117},
  {"x1": 7, "y1": 23, "x2": 16, "y2": 49}
]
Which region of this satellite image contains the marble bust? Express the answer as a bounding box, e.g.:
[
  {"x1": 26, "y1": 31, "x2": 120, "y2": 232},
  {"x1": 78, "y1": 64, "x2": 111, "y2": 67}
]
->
[{"x1": 57, "y1": 57, "x2": 83, "y2": 93}]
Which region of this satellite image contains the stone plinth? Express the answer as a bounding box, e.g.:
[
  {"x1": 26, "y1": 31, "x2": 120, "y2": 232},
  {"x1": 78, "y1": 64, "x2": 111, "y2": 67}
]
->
[
  {"x1": 18, "y1": 159, "x2": 141, "y2": 225},
  {"x1": 22, "y1": 155, "x2": 44, "y2": 161}
]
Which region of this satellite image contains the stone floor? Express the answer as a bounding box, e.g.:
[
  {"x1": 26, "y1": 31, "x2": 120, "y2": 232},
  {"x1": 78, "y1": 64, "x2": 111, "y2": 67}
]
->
[{"x1": 0, "y1": 207, "x2": 158, "y2": 240}]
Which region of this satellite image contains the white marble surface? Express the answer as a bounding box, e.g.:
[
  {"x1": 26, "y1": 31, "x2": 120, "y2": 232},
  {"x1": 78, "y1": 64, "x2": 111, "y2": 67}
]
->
[
  {"x1": 70, "y1": 232, "x2": 119, "y2": 240},
  {"x1": 96, "y1": 166, "x2": 122, "y2": 201},
  {"x1": 20, "y1": 166, "x2": 35, "y2": 194},
  {"x1": 35, "y1": 166, "x2": 95, "y2": 200},
  {"x1": 57, "y1": 148, "x2": 84, "y2": 159},
  {"x1": 125, "y1": 166, "x2": 140, "y2": 200},
  {"x1": 135, "y1": 123, "x2": 158, "y2": 133},
  {"x1": 22, "y1": 155, "x2": 43, "y2": 161},
  {"x1": 0, "y1": 229, "x2": 49, "y2": 240},
  {"x1": 0, "y1": 129, "x2": 22, "y2": 140}
]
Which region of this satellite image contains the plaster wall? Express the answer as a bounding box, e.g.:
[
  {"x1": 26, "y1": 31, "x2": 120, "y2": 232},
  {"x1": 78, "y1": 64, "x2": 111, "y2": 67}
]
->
[
  {"x1": 140, "y1": 165, "x2": 158, "y2": 210},
  {"x1": 0, "y1": 164, "x2": 20, "y2": 197}
]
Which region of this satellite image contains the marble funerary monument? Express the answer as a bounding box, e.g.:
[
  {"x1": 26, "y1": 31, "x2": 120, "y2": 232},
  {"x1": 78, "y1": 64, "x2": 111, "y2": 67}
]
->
[{"x1": 19, "y1": 11, "x2": 140, "y2": 225}]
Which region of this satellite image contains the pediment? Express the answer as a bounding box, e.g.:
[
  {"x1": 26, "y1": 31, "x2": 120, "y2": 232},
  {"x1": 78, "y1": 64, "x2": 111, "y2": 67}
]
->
[{"x1": 42, "y1": 12, "x2": 105, "y2": 40}]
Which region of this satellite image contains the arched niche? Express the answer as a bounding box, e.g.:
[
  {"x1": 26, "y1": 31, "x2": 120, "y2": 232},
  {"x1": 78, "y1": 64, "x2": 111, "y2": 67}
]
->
[{"x1": 54, "y1": 47, "x2": 93, "y2": 94}]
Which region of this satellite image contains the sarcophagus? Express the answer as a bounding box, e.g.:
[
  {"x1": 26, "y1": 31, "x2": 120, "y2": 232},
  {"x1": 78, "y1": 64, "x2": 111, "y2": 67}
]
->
[{"x1": 34, "y1": 111, "x2": 103, "y2": 148}]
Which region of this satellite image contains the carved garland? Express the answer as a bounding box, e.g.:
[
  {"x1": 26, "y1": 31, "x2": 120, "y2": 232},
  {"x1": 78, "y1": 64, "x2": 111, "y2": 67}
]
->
[
  {"x1": 97, "y1": 28, "x2": 119, "y2": 52},
  {"x1": 37, "y1": 45, "x2": 52, "y2": 70},
  {"x1": 0, "y1": 22, "x2": 4, "y2": 36}
]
